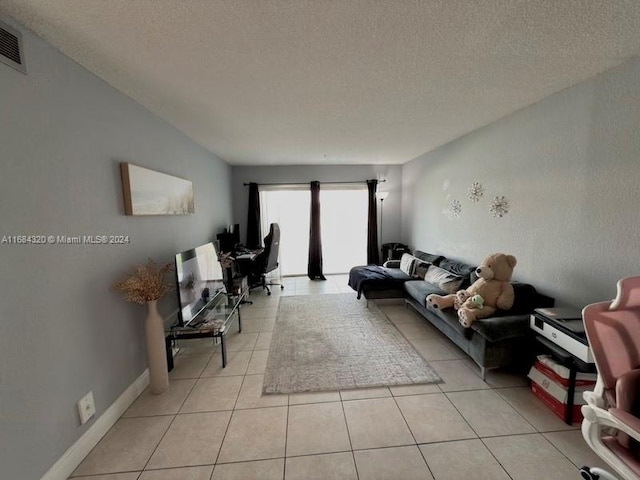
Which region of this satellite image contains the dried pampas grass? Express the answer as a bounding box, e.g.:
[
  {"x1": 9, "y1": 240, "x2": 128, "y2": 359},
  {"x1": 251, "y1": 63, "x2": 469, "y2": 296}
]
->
[{"x1": 113, "y1": 259, "x2": 174, "y2": 304}]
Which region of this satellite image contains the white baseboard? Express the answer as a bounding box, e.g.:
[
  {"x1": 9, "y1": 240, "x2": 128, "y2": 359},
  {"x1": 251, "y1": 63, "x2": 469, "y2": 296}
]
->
[{"x1": 41, "y1": 369, "x2": 150, "y2": 480}]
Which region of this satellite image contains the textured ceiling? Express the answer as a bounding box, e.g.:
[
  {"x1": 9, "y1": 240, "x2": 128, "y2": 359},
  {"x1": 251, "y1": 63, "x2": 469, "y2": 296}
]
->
[{"x1": 2, "y1": 1, "x2": 640, "y2": 166}]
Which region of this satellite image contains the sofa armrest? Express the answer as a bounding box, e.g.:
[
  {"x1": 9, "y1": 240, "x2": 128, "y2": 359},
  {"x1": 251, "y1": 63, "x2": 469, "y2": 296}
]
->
[
  {"x1": 471, "y1": 314, "x2": 532, "y2": 342},
  {"x1": 383, "y1": 260, "x2": 401, "y2": 268}
]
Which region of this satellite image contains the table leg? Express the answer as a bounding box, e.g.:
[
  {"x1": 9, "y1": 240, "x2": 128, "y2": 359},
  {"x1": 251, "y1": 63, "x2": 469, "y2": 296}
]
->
[
  {"x1": 566, "y1": 366, "x2": 578, "y2": 425},
  {"x1": 221, "y1": 333, "x2": 227, "y2": 368},
  {"x1": 165, "y1": 336, "x2": 174, "y2": 372}
]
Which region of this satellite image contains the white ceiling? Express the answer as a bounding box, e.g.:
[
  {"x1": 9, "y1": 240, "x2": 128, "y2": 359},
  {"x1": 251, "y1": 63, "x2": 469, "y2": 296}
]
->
[{"x1": 2, "y1": 1, "x2": 640, "y2": 166}]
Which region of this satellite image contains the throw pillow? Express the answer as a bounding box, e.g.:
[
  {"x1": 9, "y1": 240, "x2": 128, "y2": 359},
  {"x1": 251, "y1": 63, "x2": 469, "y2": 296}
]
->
[
  {"x1": 412, "y1": 260, "x2": 431, "y2": 279},
  {"x1": 424, "y1": 265, "x2": 464, "y2": 294},
  {"x1": 399, "y1": 253, "x2": 416, "y2": 276}
]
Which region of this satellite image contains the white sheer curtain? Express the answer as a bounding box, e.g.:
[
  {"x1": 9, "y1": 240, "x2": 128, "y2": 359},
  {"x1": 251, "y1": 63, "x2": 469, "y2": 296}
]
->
[
  {"x1": 259, "y1": 183, "x2": 368, "y2": 277},
  {"x1": 259, "y1": 187, "x2": 310, "y2": 276},
  {"x1": 320, "y1": 185, "x2": 367, "y2": 274}
]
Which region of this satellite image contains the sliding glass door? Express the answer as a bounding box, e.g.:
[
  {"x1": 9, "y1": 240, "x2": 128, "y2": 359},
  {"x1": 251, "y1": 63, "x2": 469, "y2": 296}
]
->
[
  {"x1": 320, "y1": 185, "x2": 367, "y2": 274},
  {"x1": 259, "y1": 184, "x2": 367, "y2": 276},
  {"x1": 260, "y1": 187, "x2": 310, "y2": 276}
]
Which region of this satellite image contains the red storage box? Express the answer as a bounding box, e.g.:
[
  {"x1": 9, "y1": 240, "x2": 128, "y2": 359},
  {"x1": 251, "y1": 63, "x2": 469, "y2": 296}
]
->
[
  {"x1": 528, "y1": 364, "x2": 592, "y2": 424},
  {"x1": 535, "y1": 355, "x2": 596, "y2": 388}
]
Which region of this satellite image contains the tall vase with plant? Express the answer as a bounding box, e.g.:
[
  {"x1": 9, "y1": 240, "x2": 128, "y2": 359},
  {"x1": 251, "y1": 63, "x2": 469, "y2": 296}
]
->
[{"x1": 113, "y1": 259, "x2": 173, "y2": 394}]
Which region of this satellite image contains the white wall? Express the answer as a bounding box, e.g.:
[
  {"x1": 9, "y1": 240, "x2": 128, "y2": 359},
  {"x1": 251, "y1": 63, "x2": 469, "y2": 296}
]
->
[
  {"x1": 0, "y1": 19, "x2": 232, "y2": 479},
  {"x1": 402, "y1": 56, "x2": 640, "y2": 308},
  {"x1": 231, "y1": 164, "x2": 403, "y2": 249}
]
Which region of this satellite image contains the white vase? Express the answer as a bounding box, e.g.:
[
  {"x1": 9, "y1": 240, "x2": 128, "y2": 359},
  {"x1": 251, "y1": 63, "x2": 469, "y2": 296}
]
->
[{"x1": 145, "y1": 300, "x2": 169, "y2": 394}]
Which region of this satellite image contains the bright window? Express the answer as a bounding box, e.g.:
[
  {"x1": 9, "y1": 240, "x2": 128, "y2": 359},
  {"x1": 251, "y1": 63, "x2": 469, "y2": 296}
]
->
[
  {"x1": 260, "y1": 188, "x2": 310, "y2": 276},
  {"x1": 320, "y1": 186, "x2": 367, "y2": 274},
  {"x1": 259, "y1": 184, "x2": 368, "y2": 276}
]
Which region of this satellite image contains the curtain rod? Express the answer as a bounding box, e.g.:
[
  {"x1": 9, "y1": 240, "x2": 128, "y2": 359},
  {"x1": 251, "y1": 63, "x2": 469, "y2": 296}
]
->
[{"x1": 243, "y1": 179, "x2": 386, "y2": 186}]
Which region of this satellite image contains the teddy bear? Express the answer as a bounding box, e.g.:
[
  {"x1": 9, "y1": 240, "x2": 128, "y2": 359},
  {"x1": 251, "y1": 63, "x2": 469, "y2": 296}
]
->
[{"x1": 426, "y1": 253, "x2": 517, "y2": 328}]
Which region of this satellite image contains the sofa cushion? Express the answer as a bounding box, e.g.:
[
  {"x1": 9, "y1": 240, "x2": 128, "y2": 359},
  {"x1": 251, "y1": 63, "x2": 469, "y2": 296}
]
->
[
  {"x1": 425, "y1": 301, "x2": 472, "y2": 339},
  {"x1": 404, "y1": 280, "x2": 445, "y2": 307},
  {"x1": 438, "y1": 258, "x2": 476, "y2": 288},
  {"x1": 424, "y1": 265, "x2": 465, "y2": 294},
  {"x1": 438, "y1": 258, "x2": 476, "y2": 278},
  {"x1": 348, "y1": 265, "x2": 411, "y2": 299},
  {"x1": 507, "y1": 283, "x2": 542, "y2": 315},
  {"x1": 412, "y1": 260, "x2": 431, "y2": 279},
  {"x1": 467, "y1": 283, "x2": 541, "y2": 341},
  {"x1": 399, "y1": 253, "x2": 416, "y2": 275},
  {"x1": 385, "y1": 268, "x2": 413, "y2": 280},
  {"x1": 383, "y1": 259, "x2": 401, "y2": 269},
  {"x1": 414, "y1": 250, "x2": 445, "y2": 265},
  {"x1": 471, "y1": 315, "x2": 531, "y2": 342}
]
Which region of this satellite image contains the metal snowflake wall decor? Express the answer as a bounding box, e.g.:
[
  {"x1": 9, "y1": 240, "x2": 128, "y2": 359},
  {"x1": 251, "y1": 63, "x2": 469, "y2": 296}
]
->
[
  {"x1": 489, "y1": 196, "x2": 509, "y2": 218},
  {"x1": 468, "y1": 182, "x2": 484, "y2": 202},
  {"x1": 448, "y1": 198, "x2": 462, "y2": 219}
]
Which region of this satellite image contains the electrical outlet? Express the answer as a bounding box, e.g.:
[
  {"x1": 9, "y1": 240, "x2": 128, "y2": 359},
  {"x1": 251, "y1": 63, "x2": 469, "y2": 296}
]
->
[{"x1": 77, "y1": 391, "x2": 95, "y2": 425}]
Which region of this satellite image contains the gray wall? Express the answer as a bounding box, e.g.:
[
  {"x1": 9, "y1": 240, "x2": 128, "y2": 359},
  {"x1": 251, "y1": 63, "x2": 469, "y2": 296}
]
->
[
  {"x1": 402, "y1": 56, "x2": 640, "y2": 308},
  {"x1": 0, "y1": 19, "x2": 232, "y2": 479},
  {"x1": 231, "y1": 165, "x2": 403, "y2": 251}
]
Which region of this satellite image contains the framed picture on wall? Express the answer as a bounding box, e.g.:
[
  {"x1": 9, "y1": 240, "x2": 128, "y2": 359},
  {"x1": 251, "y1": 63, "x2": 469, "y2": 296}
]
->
[{"x1": 120, "y1": 162, "x2": 195, "y2": 215}]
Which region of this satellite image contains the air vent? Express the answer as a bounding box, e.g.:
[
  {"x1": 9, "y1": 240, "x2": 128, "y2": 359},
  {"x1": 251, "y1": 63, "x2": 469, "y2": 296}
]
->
[{"x1": 0, "y1": 21, "x2": 26, "y2": 74}]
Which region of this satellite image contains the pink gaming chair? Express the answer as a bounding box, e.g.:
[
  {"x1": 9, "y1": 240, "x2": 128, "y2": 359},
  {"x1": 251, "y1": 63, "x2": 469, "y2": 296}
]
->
[{"x1": 581, "y1": 276, "x2": 640, "y2": 480}]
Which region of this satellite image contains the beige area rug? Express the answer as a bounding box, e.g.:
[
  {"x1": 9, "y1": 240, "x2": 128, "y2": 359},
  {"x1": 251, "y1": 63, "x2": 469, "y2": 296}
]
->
[{"x1": 263, "y1": 293, "x2": 442, "y2": 394}]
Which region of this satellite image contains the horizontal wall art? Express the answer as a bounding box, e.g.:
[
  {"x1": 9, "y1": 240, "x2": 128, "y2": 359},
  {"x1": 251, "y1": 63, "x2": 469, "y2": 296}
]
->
[{"x1": 120, "y1": 163, "x2": 194, "y2": 215}]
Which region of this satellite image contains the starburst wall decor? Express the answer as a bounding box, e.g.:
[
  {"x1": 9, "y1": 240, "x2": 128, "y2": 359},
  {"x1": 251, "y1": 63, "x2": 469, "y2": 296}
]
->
[
  {"x1": 468, "y1": 182, "x2": 484, "y2": 202},
  {"x1": 448, "y1": 198, "x2": 462, "y2": 219},
  {"x1": 489, "y1": 196, "x2": 509, "y2": 218}
]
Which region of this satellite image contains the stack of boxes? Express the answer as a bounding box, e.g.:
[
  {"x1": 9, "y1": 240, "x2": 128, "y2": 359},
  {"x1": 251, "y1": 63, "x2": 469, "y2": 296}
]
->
[{"x1": 528, "y1": 355, "x2": 597, "y2": 424}]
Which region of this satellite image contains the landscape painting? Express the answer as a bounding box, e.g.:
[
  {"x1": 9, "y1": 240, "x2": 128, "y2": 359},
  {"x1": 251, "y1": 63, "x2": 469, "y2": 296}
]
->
[{"x1": 120, "y1": 163, "x2": 194, "y2": 215}]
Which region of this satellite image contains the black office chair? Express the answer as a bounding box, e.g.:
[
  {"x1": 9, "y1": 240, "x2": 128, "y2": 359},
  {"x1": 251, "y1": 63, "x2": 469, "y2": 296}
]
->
[{"x1": 248, "y1": 223, "x2": 285, "y2": 295}]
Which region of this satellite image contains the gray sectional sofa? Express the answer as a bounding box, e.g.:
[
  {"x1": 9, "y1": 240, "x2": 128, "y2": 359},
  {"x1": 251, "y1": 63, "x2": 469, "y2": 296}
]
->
[{"x1": 348, "y1": 251, "x2": 555, "y2": 379}]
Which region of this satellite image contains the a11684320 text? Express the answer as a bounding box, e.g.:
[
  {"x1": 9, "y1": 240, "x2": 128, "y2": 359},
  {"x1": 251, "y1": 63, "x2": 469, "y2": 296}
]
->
[{"x1": 1, "y1": 235, "x2": 131, "y2": 245}]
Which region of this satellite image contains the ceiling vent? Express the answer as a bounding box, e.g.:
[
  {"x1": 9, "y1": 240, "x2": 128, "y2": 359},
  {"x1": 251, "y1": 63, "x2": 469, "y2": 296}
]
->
[{"x1": 0, "y1": 20, "x2": 26, "y2": 74}]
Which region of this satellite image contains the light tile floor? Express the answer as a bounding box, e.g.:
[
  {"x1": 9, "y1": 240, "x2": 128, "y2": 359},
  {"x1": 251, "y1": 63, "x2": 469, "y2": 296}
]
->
[{"x1": 70, "y1": 275, "x2": 607, "y2": 480}]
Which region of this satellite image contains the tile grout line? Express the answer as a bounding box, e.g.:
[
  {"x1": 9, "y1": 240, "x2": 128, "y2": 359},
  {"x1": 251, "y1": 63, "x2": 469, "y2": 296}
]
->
[
  {"x1": 539, "y1": 431, "x2": 589, "y2": 470},
  {"x1": 436, "y1": 390, "x2": 515, "y2": 480},
  {"x1": 133, "y1": 369, "x2": 202, "y2": 474},
  {"x1": 475, "y1": 433, "x2": 517, "y2": 480},
  {"x1": 390, "y1": 393, "x2": 437, "y2": 479},
  {"x1": 137, "y1": 412, "x2": 179, "y2": 473},
  {"x1": 209, "y1": 347, "x2": 247, "y2": 469},
  {"x1": 338, "y1": 395, "x2": 360, "y2": 480},
  {"x1": 492, "y1": 386, "x2": 582, "y2": 435},
  {"x1": 283, "y1": 400, "x2": 290, "y2": 480}
]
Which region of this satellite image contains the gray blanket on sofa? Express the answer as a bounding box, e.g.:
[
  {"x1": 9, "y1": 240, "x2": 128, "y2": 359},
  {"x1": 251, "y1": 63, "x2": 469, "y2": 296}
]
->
[{"x1": 348, "y1": 265, "x2": 407, "y2": 299}]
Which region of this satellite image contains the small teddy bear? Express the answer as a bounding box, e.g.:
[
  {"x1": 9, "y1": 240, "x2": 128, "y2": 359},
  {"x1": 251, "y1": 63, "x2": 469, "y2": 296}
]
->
[{"x1": 427, "y1": 253, "x2": 517, "y2": 328}]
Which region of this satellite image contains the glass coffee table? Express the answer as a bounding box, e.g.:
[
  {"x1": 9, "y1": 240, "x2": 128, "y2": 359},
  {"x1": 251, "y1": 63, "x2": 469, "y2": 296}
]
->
[{"x1": 165, "y1": 292, "x2": 243, "y2": 370}]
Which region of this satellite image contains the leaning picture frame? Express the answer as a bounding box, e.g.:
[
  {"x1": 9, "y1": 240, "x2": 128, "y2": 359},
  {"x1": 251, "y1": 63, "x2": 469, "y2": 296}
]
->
[{"x1": 120, "y1": 162, "x2": 195, "y2": 215}]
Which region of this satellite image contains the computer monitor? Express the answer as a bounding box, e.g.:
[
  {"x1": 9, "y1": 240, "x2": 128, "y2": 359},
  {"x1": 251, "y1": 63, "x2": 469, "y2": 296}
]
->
[{"x1": 217, "y1": 224, "x2": 240, "y2": 253}]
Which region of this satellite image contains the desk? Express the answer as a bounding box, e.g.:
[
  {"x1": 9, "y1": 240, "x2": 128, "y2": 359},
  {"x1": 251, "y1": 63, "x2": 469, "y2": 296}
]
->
[
  {"x1": 165, "y1": 292, "x2": 242, "y2": 370},
  {"x1": 235, "y1": 252, "x2": 257, "y2": 261},
  {"x1": 233, "y1": 250, "x2": 263, "y2": 280},
  {"x1": 225, "y1": 250, "x2": 259, "y2": 304}
]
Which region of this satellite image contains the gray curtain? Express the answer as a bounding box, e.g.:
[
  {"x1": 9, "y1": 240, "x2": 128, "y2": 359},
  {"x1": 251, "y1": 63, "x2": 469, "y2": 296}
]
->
[
  {"x1": 307, "y1": 181, "x2": 326, "y2": 280},
  {"x1": 246, "y1": 182, "x2": 261, "y2": 249},
  {"x1": 366, "y1": 179, "x2": 380, "y2": 265}
]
